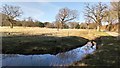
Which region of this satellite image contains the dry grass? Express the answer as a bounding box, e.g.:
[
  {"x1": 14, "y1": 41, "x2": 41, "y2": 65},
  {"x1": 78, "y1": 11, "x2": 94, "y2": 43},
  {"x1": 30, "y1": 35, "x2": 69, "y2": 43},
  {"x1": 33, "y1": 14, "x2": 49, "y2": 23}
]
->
[{"x1": 0, "y1": 26, "x2": 109, "y2": 40}]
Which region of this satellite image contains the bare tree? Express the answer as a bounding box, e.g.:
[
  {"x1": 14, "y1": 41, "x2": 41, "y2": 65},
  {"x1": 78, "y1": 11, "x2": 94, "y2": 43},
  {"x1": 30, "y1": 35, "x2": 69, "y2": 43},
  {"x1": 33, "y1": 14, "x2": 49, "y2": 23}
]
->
[
  {"x1": 27, "y1": 17, "x2": 33, "y2": 21},
  {"x1": 110, "y1": 2, "x2": 120, "y2": 23},
  {"x1": 103, "y1": 8, "x2": 117, "y2": 31},
  {"x1": 111, "y1": 2, "x2": 120, "y2": 34},
  {"x1": 111, "y1": 1, "x2": 119, "y2": 11},
  {"x1": 2, "y1": 4, "x2": 23, "y2": 28},
  {"x1": 55, "y1": 7, "x2": 78, "y2": 29},
  {"x1": 84, "y1": 2, "x2": 108, "y2": 31}
]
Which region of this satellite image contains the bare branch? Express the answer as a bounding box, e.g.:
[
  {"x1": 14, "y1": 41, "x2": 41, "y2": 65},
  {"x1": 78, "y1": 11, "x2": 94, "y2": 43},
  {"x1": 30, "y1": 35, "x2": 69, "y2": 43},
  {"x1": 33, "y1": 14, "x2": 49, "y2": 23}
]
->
[
  {"x1": 84, "y1": 2, "x2": 108, "y2": 31},
  {"x1": 2, "y1": 4, "x2": 23, "y2": 28},
  {"x1": 56, "y1": 7, "x2": 78, "y2": 29}
]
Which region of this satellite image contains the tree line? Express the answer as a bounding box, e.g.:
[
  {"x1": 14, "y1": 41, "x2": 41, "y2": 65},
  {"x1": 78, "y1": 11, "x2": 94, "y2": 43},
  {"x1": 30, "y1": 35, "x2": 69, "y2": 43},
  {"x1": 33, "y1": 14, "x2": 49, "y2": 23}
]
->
[
  {"x1": 1, "y1": 14, "x2": 98, "y2": 29},
  {"x1": 0, "y1": 2, "x2": 120, "y2": 31}
]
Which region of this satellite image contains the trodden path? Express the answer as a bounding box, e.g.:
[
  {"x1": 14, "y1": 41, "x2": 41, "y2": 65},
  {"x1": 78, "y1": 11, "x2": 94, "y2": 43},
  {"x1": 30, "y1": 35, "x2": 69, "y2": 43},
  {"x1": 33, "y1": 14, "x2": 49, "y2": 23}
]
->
[{"x1": 106, "y1": 31, "x2": 119, "y2": 37}]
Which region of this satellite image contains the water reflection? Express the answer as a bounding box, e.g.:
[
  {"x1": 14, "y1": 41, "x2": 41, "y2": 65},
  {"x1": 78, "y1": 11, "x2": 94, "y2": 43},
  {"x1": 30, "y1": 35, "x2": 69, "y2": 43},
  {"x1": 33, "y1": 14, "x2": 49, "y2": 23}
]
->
[
  {"x1": 2, "y1": 42, "x2": 96, "y2": 66},
  {"x1": 2, "y1": 54, "x2": 18, "y2": 59},
  {"x1": 0, "y1": 54, "x2": 2, "y2": 68}
]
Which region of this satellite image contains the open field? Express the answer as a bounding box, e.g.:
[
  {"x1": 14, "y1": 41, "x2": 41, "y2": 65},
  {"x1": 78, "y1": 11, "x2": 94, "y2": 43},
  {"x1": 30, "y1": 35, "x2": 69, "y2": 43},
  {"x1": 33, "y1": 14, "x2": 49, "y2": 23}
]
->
[
  {"x1": 1, "y1": 26, "x2": 109, "y2": 54},
  {"x1": 0, "y1": 26, "x2": 109, "y2": 40}
]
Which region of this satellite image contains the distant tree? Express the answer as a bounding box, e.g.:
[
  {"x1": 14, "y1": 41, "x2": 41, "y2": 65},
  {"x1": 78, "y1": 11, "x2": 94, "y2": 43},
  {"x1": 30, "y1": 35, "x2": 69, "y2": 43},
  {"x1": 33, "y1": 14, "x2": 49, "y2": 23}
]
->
[
  {"x1": 69, "y1": 22, "x2": 79, "y2": 29},
  {"x1": 45, "y1": 22, "x2": 54, "y2": 28},
  {"x1": 56, "y1": 7, "x2": 79, "y2": 29},
  {"x1": 88, "y1": 23, "x2": 97, "y2": 29},
  {"x1": 80, "y1": 23, "x2": 88, "y2": 29},
  {"x1": 26, "y1": 17, "x2": 35, "y2": 27},
  {"x1": 38, "y1": 22, "x2": 44, "y2": 27},
  {"x1": 13, "y1": 20, "x2": 22, "y2": 26},
  {"x1": 21, "y1": 18, "x2": 27, "y2": 27},
  {"x1": 21, "y1": 17, "x2": 40, "y2": 27},
  {"x1": 84, "y1": 2, "x2": 108, "y2": 31},
  {"x1": 27, "y1": 17, "x2": 33, "y2": 22},
  {"x1": 44, "y1": 22, "x2": 50, "y2": 27},
  {"x1": 63, "y1": 23, "x2": 69, "y2": 29},
  {"x1": 2, "y1": 4, "x2": 23, "y2": 28},
  {"x1": 54, "y1": 21, "x2": 62, "y2": 31},
  {"x1": 75, "y1": 24, "x2": 80, "y2": 29}
]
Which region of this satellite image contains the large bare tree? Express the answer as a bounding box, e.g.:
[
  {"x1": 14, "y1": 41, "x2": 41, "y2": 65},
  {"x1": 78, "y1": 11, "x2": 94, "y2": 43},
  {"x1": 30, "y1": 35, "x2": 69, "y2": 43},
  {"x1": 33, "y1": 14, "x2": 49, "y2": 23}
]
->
[
  {"x1": 110, "y1": 2, "x2": 120, "y2": 23},
  {"x1": 103, "y1": 8, "x2": 117, "y2": 31},
  {"x1": 55, "y1": 7, "x2": 78, "y2": 29},
  {"x1": 2, "y1": 4, "x2": 23, "y2": 28},
  {"x1": 84, "y1": 2, "x2": 108, "y2": 31},
  {"x1": 111, "y1": 1, "x2": 120, "y2": 33}
]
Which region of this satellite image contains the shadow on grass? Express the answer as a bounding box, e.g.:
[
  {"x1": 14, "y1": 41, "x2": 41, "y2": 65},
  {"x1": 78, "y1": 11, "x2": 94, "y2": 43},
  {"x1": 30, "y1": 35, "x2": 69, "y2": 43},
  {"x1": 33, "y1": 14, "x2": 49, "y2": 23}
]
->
[
  {"x1": 2, "y1": 35, "x2": 89, "y2": 55},
  {"x1": 71, "y1": 36, "x2": 120, "y2": 66}
]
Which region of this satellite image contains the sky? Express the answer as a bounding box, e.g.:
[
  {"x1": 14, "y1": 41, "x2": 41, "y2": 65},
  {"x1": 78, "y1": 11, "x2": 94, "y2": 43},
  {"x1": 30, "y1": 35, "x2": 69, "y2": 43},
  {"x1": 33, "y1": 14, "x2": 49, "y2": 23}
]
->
[{"x1": 0, "y1": 2, "x2": 110, "y2": 23}]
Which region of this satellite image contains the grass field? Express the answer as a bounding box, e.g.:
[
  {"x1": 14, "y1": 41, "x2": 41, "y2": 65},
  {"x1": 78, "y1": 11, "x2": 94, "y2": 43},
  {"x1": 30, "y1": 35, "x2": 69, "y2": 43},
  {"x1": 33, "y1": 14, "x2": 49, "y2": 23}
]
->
[
  {"x1": 0, "y1": 26, "x2": 109, "y2": 40},
  {"x1": 70, "y1": 36, "x2": 120, "y2": 66},
  {"x1": 1, "y1": 26, "x2": 109, "y2": 54}
]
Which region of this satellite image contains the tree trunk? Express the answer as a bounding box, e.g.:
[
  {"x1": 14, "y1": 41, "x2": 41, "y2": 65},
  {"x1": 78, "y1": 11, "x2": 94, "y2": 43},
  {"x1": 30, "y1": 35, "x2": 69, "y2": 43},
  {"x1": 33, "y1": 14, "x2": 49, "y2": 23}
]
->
[
  {"x1": 10, "y1": 22, "x2": 13, "y2": 28},
  {"x1": 97, "y1": 20, "x2": 101, "y2": 31},
  {"x1": 108, "y1": 25, "x2": 111, "y2": 31},
  {"x1": 61, "y1": 21, "x2": 64, "y2": 29},
  {"x1": 97, "y1": 25, "x2": 100, "y2": 31},
  {"x1": 62, "y1": 23, "x2": 64, "y2": 29},
  {"x1": 8, "y1": 19, "x2": 13, "y2": 28},
  {"x1": 108, "y1": 22, "x2": 112, "y2": 31},
  {"x1": 57, "y1": 27, "x2": 59, "y2": 31}
]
